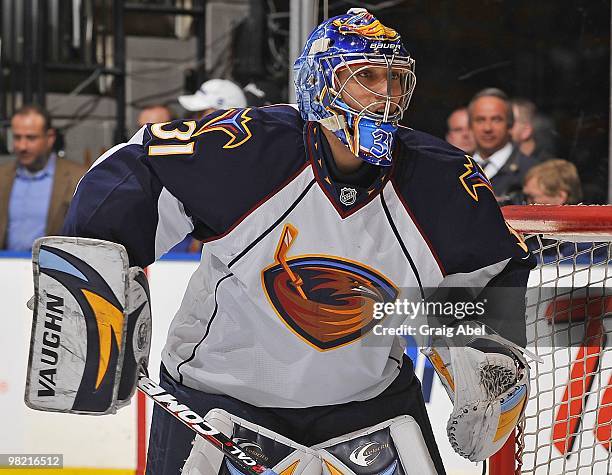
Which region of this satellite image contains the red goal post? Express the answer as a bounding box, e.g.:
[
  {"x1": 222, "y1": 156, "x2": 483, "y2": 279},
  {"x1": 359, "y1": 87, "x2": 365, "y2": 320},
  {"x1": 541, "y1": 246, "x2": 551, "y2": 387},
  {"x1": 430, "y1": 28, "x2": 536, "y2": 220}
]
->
[
  {"x1": 502, "y1": 205, "x2": 612, "y2": 237},
  {"x1": 489, "y1": 205, "x2": 612, "y2": 475}
]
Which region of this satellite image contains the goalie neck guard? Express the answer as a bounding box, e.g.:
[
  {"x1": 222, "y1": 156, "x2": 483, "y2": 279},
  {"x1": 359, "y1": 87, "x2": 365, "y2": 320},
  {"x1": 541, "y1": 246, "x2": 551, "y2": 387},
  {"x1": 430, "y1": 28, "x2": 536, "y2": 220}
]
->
[{"x1": 293, "y1": 8, "x2": 416, "y2": 166}]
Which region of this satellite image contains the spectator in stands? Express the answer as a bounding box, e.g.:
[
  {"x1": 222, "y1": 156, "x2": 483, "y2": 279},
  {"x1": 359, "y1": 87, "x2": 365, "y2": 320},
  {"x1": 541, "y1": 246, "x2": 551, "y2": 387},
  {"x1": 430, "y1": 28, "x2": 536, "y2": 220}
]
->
[
  {"x1": 178, "y1": 78, "x2": 247, "y2": 120},
  {"x1": 520, "y1": 159, "x2": 602, "y2": 262},
  {"x1": 469, "y1": 88, "x2": 537, "y2": 200},
  {"x1": 0, "y1": 105, "x2": 87, "y2": 251},
  {"x1": 445, "y1": 106, "x2": 475, "y2": 154},
  {"x1": 137, "y1": 104, "x2": 174, "y2": 128},
  {"x1": 511, "y1": 98, "x2": 555, "y2": 162},
  {"x1": 522, "y1": 159, "x2": 582, "y2": 205}
]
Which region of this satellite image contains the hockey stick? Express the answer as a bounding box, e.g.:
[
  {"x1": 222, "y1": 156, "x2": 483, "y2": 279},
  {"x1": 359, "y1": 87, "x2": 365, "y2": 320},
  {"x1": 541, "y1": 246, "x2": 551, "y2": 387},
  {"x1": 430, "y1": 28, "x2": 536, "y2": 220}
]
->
[{"x1": 137, "y1": 372, "x2": 278, "y2": 475}]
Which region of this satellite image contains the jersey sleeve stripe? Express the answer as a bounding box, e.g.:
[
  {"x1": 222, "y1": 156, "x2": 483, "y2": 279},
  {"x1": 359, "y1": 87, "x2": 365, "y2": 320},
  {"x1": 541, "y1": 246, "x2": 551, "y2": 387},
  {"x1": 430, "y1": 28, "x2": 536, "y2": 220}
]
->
[{"x1": 154, "y1": 187, "x2": 195, "y2": 259}]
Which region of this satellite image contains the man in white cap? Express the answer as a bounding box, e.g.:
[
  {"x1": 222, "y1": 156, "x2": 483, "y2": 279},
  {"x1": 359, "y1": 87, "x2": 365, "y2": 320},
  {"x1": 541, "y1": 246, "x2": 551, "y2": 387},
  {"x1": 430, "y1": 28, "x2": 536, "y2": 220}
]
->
[{"x1": 178, "y1": 78, "x2": 247, "y2": 119}]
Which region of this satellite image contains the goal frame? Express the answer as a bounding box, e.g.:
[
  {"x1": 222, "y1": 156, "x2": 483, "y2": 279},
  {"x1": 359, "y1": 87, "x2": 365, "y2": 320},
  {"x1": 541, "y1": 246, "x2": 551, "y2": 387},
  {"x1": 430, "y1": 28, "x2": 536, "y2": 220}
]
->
[{"x1": 489, "y1": 205, "x2": 612, "y2": 475}]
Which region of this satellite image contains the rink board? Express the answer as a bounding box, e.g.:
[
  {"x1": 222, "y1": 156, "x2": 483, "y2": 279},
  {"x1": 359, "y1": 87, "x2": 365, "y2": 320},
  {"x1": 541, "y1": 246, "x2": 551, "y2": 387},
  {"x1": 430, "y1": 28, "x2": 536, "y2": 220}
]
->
[{"x1": 1, "y1": 255, "x2": 609, "y2": 474}]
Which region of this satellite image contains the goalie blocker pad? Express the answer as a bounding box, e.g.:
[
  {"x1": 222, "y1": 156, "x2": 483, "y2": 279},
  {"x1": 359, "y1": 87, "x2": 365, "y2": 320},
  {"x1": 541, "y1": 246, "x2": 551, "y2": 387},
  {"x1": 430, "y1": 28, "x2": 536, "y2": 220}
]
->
[{"x1": 25, "y1": 237, "x2": 152, "y2": 414}]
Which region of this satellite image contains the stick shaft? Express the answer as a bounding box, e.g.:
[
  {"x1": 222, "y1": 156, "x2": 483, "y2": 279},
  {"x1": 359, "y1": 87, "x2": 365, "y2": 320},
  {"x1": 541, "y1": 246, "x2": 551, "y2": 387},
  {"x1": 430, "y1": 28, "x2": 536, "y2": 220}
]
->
[{"x1": 137, "y1": 373, "x2": 277, "y2": 475}]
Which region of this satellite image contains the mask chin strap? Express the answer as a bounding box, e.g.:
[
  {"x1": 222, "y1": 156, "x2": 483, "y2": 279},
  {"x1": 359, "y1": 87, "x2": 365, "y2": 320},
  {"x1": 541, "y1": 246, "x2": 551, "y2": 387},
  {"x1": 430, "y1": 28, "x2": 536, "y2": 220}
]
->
[
  {"x1": 318, "y1": 114, "x2": 347, "y2": 132},
  {"x1": 318, "y1": 114, "x2": 360, "y2": 158}
]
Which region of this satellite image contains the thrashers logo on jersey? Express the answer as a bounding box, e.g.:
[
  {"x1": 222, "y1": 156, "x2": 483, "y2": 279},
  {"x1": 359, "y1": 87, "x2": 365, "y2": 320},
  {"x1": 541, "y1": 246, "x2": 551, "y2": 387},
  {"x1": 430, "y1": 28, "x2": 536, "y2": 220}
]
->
[
  {"x1": 262, "y1": 224, "x2": 399, "y2": 351},
  {"x1": 459, "y1": 155, "x2": 494, "y2": 202}
]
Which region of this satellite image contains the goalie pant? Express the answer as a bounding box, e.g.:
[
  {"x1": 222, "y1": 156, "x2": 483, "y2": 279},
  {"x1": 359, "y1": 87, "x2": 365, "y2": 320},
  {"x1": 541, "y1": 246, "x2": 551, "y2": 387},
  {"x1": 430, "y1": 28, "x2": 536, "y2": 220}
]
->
[{"x1": 146, "y1": 358, "x2": 446, "y2": 475}]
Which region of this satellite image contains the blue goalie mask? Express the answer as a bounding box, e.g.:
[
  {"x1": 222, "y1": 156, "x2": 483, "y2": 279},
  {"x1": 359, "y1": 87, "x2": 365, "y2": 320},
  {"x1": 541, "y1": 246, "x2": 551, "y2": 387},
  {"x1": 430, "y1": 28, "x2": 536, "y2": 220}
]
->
[{"x1": 294, "y1": 8, "x2": 416, "y2": 166}]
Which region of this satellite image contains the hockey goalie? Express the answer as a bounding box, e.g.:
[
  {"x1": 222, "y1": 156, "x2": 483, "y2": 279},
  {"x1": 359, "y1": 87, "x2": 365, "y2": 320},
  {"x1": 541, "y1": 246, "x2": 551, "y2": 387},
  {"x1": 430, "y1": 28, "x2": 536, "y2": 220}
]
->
[{"x1": 24, "y1": 7, "x2": 535, "y2": 475}]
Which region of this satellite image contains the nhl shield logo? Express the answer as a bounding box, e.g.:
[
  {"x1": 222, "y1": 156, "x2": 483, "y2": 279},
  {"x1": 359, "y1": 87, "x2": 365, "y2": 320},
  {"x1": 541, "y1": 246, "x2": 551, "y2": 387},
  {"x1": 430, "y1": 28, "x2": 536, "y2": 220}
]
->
[{"x1": 339, "y1": 187, "x2": 357, "y2": 206}]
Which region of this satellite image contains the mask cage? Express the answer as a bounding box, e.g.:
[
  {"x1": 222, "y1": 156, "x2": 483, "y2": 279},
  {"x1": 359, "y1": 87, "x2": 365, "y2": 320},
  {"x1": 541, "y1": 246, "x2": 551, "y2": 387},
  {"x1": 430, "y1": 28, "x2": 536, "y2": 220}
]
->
[{"x1": 319, "y1": 53, "x2": 416, "y2": 123}]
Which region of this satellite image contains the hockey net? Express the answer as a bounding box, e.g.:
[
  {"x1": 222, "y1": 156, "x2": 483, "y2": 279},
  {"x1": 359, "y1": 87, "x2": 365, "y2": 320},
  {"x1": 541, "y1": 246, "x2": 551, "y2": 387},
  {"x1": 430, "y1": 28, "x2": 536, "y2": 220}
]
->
[{"x1": 489, "y1": 205, "x2": 612, "y2": 475}]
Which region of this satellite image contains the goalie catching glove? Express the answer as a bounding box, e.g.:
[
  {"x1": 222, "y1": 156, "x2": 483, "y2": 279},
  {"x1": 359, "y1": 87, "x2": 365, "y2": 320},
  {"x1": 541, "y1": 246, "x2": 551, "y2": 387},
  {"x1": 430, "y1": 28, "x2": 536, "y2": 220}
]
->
[
  {"x1": 422, "y1": 320, "x2": 539, "y2": 462},
  {"x1": 25, "y1": 237, "x2": 152, "y2": 414}
]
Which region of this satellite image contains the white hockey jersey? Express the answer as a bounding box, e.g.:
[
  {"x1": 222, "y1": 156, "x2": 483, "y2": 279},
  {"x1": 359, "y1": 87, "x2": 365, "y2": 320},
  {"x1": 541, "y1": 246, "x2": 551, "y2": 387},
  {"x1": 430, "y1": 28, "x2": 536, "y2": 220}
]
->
[{"x1": 63, "y1": 105, "x2": 533, "y2": 407}]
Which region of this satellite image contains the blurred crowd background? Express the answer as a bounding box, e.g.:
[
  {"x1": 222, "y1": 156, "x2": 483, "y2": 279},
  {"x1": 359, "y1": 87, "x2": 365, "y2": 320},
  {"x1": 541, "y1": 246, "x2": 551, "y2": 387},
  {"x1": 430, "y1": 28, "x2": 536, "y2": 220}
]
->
[{"x1": 0, "y1": 0, "x2": 609, "y2": 253}]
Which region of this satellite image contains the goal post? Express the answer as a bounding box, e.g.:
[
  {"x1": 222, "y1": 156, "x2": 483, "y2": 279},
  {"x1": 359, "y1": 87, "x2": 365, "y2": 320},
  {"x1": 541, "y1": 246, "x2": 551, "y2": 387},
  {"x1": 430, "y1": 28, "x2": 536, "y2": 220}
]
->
[{"x1": 489, "y1": 205, "x2": 612, "y2": 475}]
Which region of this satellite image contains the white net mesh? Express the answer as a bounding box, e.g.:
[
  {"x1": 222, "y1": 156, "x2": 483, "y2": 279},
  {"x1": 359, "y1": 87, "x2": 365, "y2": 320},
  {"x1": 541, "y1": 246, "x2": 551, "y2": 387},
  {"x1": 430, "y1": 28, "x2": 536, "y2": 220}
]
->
[{"x1": 510, "y1": 231, "x2": 612, "y2": 475}]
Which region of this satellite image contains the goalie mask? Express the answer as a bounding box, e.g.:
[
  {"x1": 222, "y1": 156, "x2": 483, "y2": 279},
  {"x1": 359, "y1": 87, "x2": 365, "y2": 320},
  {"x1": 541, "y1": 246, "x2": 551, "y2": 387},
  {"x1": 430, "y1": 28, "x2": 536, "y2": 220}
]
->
[{"x1": 294, "y1": 8, "x2": 416, "y2": 166}]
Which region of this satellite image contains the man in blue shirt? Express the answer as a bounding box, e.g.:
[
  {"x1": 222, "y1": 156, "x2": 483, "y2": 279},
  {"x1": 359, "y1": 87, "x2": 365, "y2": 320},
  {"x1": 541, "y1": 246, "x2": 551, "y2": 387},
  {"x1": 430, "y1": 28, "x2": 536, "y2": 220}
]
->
[{"x1": 0, "y1": 105, "x2": 87, "y2": 251}]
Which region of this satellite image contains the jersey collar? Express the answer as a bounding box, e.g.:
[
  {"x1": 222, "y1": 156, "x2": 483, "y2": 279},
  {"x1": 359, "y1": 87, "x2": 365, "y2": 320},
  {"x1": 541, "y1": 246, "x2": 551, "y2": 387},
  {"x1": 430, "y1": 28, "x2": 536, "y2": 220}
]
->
[{"x1": 304, "y1": 122, "x2": 394, "y2": 219}]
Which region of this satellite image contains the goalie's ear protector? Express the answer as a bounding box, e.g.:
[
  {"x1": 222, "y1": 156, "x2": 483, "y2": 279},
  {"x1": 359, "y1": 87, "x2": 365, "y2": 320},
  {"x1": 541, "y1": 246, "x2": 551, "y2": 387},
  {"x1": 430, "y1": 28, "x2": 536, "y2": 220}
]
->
[{"x1": 422, "y1": 320, "x2": 540, "y2": 462}]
